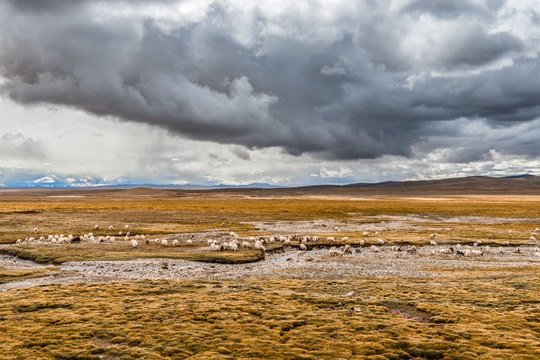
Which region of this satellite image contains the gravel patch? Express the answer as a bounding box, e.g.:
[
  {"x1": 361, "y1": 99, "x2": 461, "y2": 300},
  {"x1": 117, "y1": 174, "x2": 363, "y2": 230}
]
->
[{"x1": 1, "y1": 245, "x2": 538, "y2": 292}]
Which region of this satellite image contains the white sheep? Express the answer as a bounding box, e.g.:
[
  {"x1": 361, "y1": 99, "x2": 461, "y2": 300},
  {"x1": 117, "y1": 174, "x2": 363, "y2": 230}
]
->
[
  {"x1": 370, "y1": 245, "x2": 380, "y2": 252},
  {"x1": 187, "y1": 239, "x2": 193, "y2": 245},
  {"x1": 161, "y1": 239, "x2": 168, "y2": 246},
  {"x1": 430, "y1": 234, "x2": 435, "y2": 239},
  {"x1": 131, "y1": 239, "x2": 138, "y2": 248},
  {"x1": 430, "y1": 240, "x2": 437, "y2": 246},
  {"x1": 241, "y1": 241, "x2": 252, "y2": 248},
  {"x1": 95, "y1": 225, "x2": 100, "y2": 230},
  {"x1": 502, "y1": 241, "x2": 510, "y2": 246},
  {"x1": 109, "y1": 225, "x2": 114, "y2": 231},
  {"x1": 154, "y1": 238, "x2": 161, "y2": 245},
  {"x1": 230, "y1": 243, "x2": 238, "y2": 251},
  {"x1": 283, "y1": 239, "x2": 291, "y2": 246},
  {"x1": 110, "y1": 236, "x2": 116, "y2": 242},
  {"x1": 363, "y1": 231, "x2": 370, "y2": 237},
  {"x1": 312, "y1": 236, "x2": 319, "y2": 242},
  {"x1": 342, "y1": 236, "x2": 349, "y2": 242},
  {"x1": 359, "y1": 239, "x2": 365, "y2": 246},
  {"x1": 230, "y1": 232, "x2": 238, "y2": 238},
  {"x1": 446, "y1": 228, "x2": 451, "y2": 231},
  {"x1": 327, "y1": 236, "x2": 335, "y2": 242},
  {"x1": 377, "y1": 239, "x2": 385, "y2": 245},
  {"x1": 125, "y1": 225, "x2": 129, "y2": 229},
  {"x1": 172, "y1": 240, "x2": 179, "y2": 246},
  {"x1": 299, "y1": 243, "x2": 307, "y2": 251},
  {"x1": 33, "y1": 227, "x2": 38, "y2": 234},
  {"x1": 343, "y1": 244, "x2": 353, "y2": 254}
]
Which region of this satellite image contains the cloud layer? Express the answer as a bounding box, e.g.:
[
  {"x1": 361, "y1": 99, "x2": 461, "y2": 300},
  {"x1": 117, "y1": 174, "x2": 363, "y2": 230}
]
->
[
  {"x1": 1, "y1": 0, "x2": 539, "y2": 162},
  {"x1": 1, "y1": 0, "x2": 540, "y2": 187}
]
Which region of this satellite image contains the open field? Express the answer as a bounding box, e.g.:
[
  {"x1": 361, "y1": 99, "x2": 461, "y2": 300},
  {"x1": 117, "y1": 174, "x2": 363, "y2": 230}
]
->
[{"x1": 0, "y1": 189, "x2": 539, "y2": 359}]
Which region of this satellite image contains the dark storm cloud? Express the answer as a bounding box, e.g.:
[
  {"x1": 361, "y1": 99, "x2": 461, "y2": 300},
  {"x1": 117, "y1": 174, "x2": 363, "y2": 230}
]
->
[{"x1": 0, "y1": 0, "x2": 538, "y2": 161}]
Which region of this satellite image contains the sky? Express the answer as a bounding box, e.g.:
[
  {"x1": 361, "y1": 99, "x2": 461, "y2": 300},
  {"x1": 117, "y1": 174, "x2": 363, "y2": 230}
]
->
[{"x1": 1, "y1": 0, "x2": 540, "y2": 187}]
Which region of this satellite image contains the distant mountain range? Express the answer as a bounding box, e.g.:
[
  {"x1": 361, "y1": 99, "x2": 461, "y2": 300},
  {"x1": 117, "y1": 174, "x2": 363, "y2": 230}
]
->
[{"x1": 1, "y1": 175, "x2": 539, "y2": 195}]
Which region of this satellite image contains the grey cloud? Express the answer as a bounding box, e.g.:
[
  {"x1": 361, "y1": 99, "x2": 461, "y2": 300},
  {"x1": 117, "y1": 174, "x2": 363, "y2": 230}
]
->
[
  {"x1": 437, "y1": 29, "x2": 523, "y2": 68},
  {"x1": 403, "y1": 0, "x2": 491, "y2": 19},
  {"x1": 0, "y1": 132, "x2": 45, "y2": 160},
  {"x1": 230, "y1": 146, "x2": 251, "y2": 161},
  {"x1": 0, "y1": 0, "x2": 538, "y2": 163}
]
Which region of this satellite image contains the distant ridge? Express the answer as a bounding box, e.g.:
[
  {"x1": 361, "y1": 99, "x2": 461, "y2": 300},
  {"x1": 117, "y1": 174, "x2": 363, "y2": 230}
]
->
[
  {"x1": 503, "y1": 174, "x2": 535, "y2": 179},
  {"x1": 212, "y1": 175, "x2": 540, "y2": 195}
]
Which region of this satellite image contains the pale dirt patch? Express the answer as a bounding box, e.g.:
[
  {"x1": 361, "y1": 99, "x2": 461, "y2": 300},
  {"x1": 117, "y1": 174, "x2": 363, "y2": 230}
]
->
[{"x1": 245, "y1": 215, "x2": 540, "y2": 235}]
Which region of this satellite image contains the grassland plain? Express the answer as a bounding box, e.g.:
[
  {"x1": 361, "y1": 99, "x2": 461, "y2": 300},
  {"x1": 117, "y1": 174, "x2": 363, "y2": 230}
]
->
[
  {"x1": 0, "y1": 272, "x2": 539, "y2": 359},
  {"x1": 0, "y1": 191, "x2": 539, "y2": 359}
]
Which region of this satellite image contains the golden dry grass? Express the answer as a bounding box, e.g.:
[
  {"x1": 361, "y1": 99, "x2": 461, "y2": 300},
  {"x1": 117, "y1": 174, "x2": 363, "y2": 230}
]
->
[
  {"x1": 0, "y1": 267, "x2": 59, "y2": 285},
  {"x1": 0, "y1": 269, "x2": 539, "y2": 359},
  {"x1": 1, "y1": 193, "x2": 539, "y2": 244},
  {"x1": 0, "y1": 242, "x2": 264, "y2": 265}
]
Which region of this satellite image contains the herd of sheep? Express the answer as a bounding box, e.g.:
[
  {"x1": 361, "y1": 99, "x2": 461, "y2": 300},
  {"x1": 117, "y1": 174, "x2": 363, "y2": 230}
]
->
[{"x1": 14, "y1": 225, "x2": 540, "y2": 260}]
